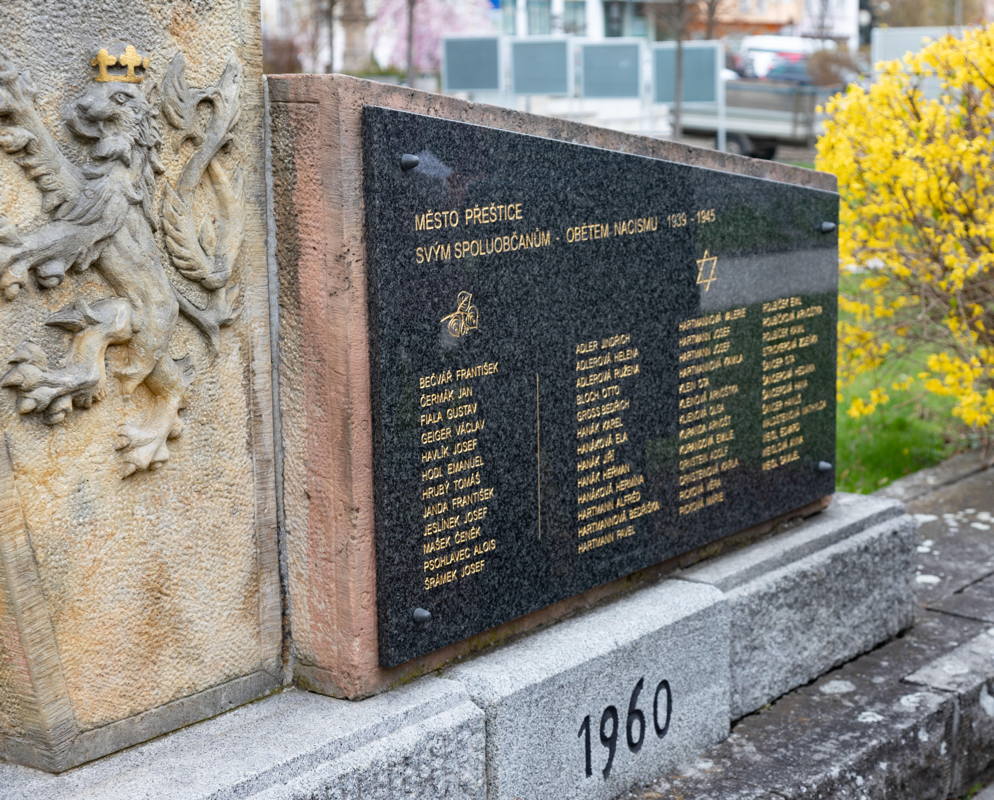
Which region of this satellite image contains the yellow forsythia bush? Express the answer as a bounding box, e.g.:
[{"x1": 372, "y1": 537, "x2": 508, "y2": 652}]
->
[{"x1": 816, "y1": 25, "x2": 994, "y2": 456}]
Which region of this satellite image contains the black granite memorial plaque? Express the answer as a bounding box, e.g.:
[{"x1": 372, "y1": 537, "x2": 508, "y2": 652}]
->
[{"x1": 363, "y1": 106, "x2": 838, "y2": 667}]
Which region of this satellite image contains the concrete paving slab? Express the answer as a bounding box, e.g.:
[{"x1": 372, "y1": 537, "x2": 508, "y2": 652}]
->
[{"x1": 908, "y1": 469, "x2": 994, "y2": 604}]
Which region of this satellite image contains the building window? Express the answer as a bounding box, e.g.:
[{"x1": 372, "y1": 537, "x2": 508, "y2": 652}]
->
[
  {"x1": 528, "y1": 0, "x2": 552, "y2": 35},
  {"x1": 502, "y1": 0, "x2": 517, "y2": 35},
  {"x1": 628, "y1": 2, "x2": 648, "y2": 37},
  {"x1": 564, "y1": 0, "x2": 586, "y2": 35},
  {"x1": 605, "y1": 0, "x2": 625, "y2": 36}
]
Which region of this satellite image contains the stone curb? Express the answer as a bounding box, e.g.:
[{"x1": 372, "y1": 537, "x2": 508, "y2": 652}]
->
[
  {"x1": 0, "y1": 678, "x2": 486, "y2": 800},
  {"x1": 678, "y1": 492, "x2": 915, "y2": 718},
  {"x1": 876, "y1": 451, "x2": 990, "y2": 504}
]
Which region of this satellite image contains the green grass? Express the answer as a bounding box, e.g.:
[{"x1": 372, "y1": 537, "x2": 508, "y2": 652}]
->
[
  {"x1": 836, "y1": 380, "x2": 962, "y2": 493},
  {"x1": 835, "y1": 271, "x2": 970, "y2": 493}
]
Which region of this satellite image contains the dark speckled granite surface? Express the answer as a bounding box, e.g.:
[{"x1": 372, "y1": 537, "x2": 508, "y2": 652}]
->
[{"x1": 363, "y1": 106, "x2": 838, "y2": 667}]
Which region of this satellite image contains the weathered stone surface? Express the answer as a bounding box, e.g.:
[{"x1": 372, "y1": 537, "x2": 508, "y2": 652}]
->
[
  {"x1": 908, "y1": 469, "x2": 994, "y2": 604},
  {"x1": 446, "y1": 580, "x2": 729, "y2": 800},
  {"x1": 267, "y1": 71, "x2": 835, "y2": 699},
  {"x1": 0, "y1": 3, "x2": 278, "y2": 771},
  {"x1": 877, "y1": 450, "x2": 990, "y2": 504},
  {"x1": 626, "y1": 620, "x2": 959, "y2": 800},
  {"x1": 681, "y1": 494, "x2": 916, "y2": 718},
  {"x1": 678, "y1": 492, "x2": 902, "y2": 592},
  {"x1": 625, "y1": 686, "x2": 954, "y2": 800},
  {"x1": 928, "y1": 585, "x2": 994, "y2": 624},
  {"x1": 626, "y1": 464, "x2": 994, "y2": 800},
  {"x1": 0, "y1": 680, "x2": 485, "y2": 800},
  {"x1": 857, "y1": 609, "x2": 989, "y2": 682},
  {"x1": 906, "y1": 628, "x2": 994, "y2": 796}
]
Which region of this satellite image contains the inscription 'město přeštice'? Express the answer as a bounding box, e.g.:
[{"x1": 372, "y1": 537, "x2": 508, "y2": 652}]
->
[{"x1": 363, "y1": 106, "x2": 838, "y2": 667}]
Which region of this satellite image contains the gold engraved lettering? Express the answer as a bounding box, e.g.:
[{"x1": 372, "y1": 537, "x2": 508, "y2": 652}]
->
[
  {"x1": 565, "y1": 222, "x2": 611, "y2": 242},
  {"x1": 576, "y1": 353, "x2": 613, "y2": 371},
  {"x1": 421, "y1": 429, "x2": 452, "y2": 447},
  {"x1": 424, "y1": 569, "x2": 458, "y2": 591},
  {"x1": 450, "y1": 230, "x2": 553, "y2": 260},
  {"x1": 446, "y1": 402, "x2": 478, "y2": 420},
  {"x1": 462, "y1": 202, "x2": 524, "y2": 226},
  {"x1": 414, "y1": 209, "x2": 459, "y2": 231},
  {"x1": 453, "y1": 525, "x2": 483, "y2": 544},
  {"x1": 601, "y1": 333, "x2": 631, "y2": 349},
  {"x1": 612, "y1": 217, "x2": 659, "y2": 237},
  {"x1": 421, "y1": 444, "x2": 450, "y2": 462},
  {"x1": 423, "y1": 547, "x2": 474, "y2": 572},
  {"x1": 423, "y1": 535, "x2": 451, "y2": 554},
  {"x1": 455, "y1": 361, "x2": 499, "y2": 381},
  {"x1": 447, "y1": 454, "x2": 485, "y2": 475},
  {"x1": 576, "y1": 369, "x2": 612, "y2": 388},
  {"x1": 678, "y1": 312, "x2": 722, "y2": 332},
  {"x1": 460, "y1": 558, "x2": 486, "y2": 578},
  {"x1": 420, "y1": 389, "x2": 455, "y2": 407}
]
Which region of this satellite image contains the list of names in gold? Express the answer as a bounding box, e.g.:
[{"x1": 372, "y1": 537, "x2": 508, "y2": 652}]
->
[
  {"x1": 675, "y1": 308, "x2": 748, "y2": 517},
  {"x1": 760, "y1": 296, "x2": 827, "y2": 471},
  {"x1": 417, "y1": 361, "x2": 500, "y2": 592},
  {"x1": 574, "y1": 333, "x2": 661, "y2": 555}
]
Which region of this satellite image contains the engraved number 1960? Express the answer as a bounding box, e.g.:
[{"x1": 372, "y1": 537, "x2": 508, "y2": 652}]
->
[{"x1": 577, "y1": 677, "x2": 672, "y2": 779}]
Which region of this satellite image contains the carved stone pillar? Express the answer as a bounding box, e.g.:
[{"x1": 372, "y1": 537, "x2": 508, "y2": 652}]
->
[{"x1": 0, "y1": 1, "x2": 279, "y2": 772}]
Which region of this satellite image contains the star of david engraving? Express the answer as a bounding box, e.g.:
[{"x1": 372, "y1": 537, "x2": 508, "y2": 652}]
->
[{"x1": 695, "y1": 250, "x2": 719, "y2": 292}]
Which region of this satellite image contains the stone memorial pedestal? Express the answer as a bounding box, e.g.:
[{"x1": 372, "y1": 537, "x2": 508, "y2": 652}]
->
[{"x1": 0, "y1": 490, "x2": 916, "y2": 798}]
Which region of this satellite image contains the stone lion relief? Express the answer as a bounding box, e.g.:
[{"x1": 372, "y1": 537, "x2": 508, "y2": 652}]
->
[{"x1": 0, "y1": 45, "x2": 243, "y2": 476}]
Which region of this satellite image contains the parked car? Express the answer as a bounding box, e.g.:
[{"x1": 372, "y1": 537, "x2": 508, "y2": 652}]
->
[
  {"x1": 764, "y1": 57, "x2": 814, "y2": 85},
  {"x1": 738, "y1": 35, "x2": 835, "y2": 78}
]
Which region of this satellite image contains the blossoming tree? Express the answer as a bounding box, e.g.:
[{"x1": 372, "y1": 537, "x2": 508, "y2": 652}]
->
[{"x1": 816, "y1": 25, "x2": 994, "y2": 459}]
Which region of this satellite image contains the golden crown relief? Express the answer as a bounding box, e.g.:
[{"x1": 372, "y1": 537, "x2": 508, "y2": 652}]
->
[{"x1": 90, "y1": 45, "x2": 150, "y2": 83}]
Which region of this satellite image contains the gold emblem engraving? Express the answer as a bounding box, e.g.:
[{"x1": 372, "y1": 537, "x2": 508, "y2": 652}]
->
[
  {"x1": 91, "y1": 45, "x2": 150, "y2": 83},
  {"x1": 441, "y1": 291, "x2": 480, "y2": 337},
  {"x1": 695, "y1": 250, "x2": 719, "y2": 292}
]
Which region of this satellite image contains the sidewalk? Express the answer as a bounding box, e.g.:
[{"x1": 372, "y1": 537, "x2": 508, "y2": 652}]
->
[{"x1": 619, "y1": 452, "x2": 994, "y2": 800}]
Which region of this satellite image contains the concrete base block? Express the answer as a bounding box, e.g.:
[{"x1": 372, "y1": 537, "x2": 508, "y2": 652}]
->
[
  {"x1": 446, "y1": 580, "x2": 729, "y2": 800},
  {"x1": 681, "y1": 493, "x2": 916, "y2": 718},
  {"x1": 0, "y1": 679, "x2": 485, "y2": 800}
]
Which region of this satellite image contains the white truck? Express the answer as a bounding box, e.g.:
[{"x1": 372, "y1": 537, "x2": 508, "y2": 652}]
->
[{"x1": 681, "y1": 79, "x2": 839, "y2": 159}]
